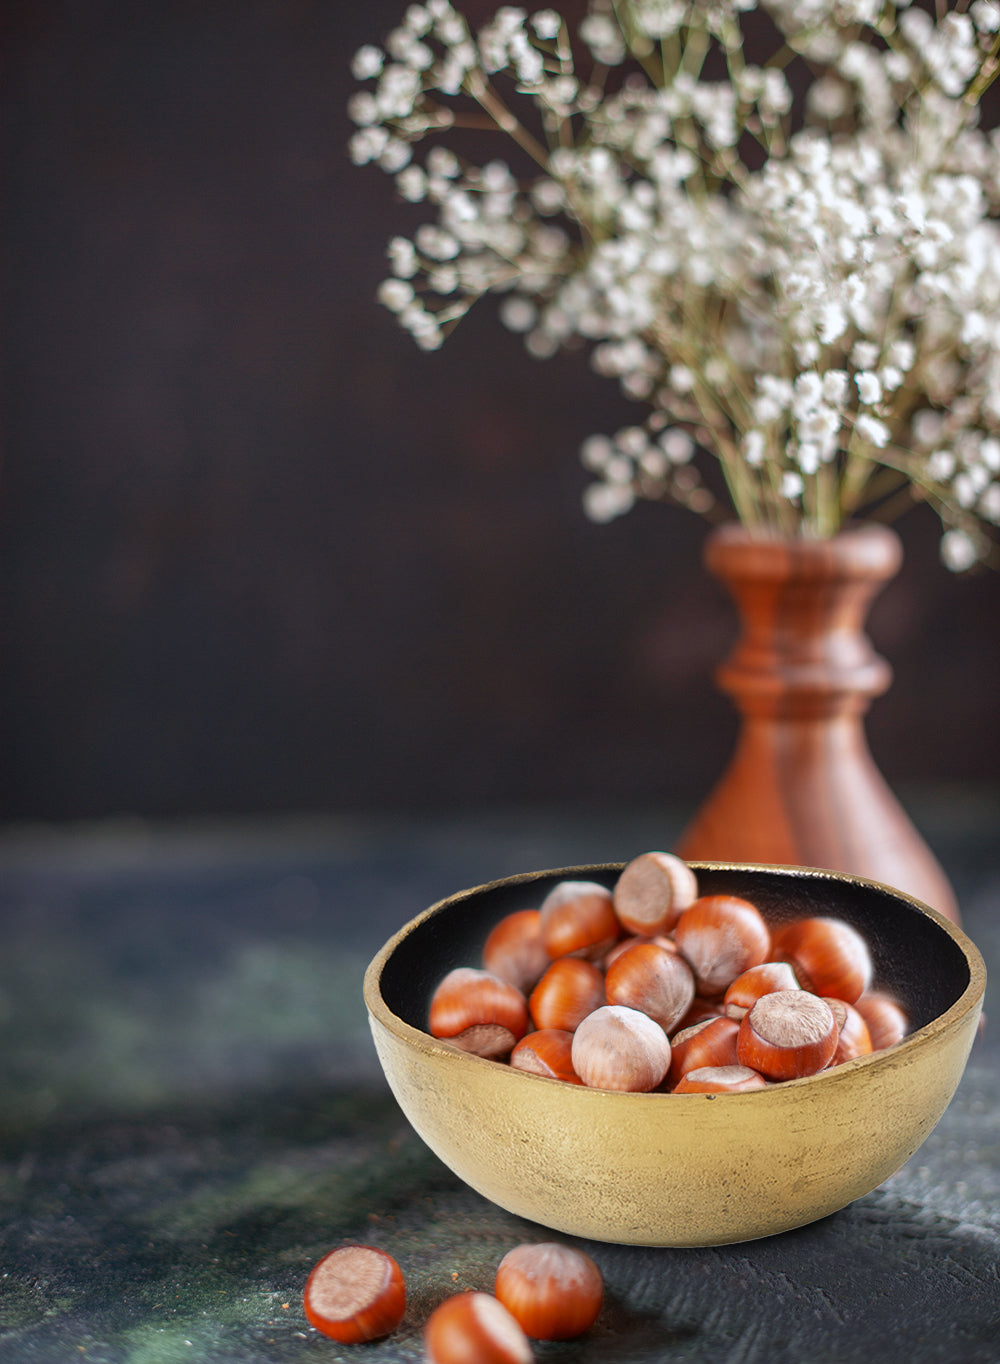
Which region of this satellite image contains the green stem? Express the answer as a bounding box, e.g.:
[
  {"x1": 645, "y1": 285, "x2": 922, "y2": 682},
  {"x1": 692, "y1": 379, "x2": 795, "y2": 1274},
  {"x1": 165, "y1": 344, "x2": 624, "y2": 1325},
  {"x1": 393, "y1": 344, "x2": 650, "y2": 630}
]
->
[
  {"x1": 964, "y1": 34, "x2": 1000, "y2": 106},
  {"x1": 709, "y1": 427, "x2": 765, "y2": 529},
  {"x1": 464, "y1": 73, "x2": 552, "y2": 170},
  {"x1": 838, "y1": 447, "x2": 879, "y2": 517},
  {"x1": 813, "y1": 464, "x2": 842, "y2": 537}
]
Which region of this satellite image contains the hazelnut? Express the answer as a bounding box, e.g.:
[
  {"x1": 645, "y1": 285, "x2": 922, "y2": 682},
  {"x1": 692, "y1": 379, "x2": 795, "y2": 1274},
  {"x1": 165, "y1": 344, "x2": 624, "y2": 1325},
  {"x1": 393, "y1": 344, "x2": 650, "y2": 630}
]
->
[
  {"x1": 604, "y1": 933, "x2": 678, "y2": 970},
  {"x1": 604, "y1": 940, "x2": 695, "y2": 1034},
  {"x1": 529, "y1": 956, "x2": 606, "y2": 1033},
  {"x1": 737, "y1": 989, "x2": 838, "y2": 1080},
  {"x1": 538, "y1": 880, "x2": 620, "y2": 961},
  {"x1": 723, "y1": 961, "x2": 800, "y2": 1019},
  {"x1": 495, "y1": 1242, "x2": 603, "y2": 1340},
  {"x1": 854, "y1": 989, "x2": 910, "y2": 1050},
  {"x1": 613, "y1": 851, "x2": 698, "y2": 936},
  {"x1": 509, "y1": 1028, "x2": 582, "y2": 1083},
  {"x1": 571, "y1": 1004, "x2": 671, "y2": 1092},
  {"x1": 667, "y1": 1014, "x2": 740, "y2": 1087},
  {"x1": 424, "y1": 1291, "x2": 532, "y2": 1364},
  {"x1": 303, "y1": 1245, "x2": 405, "y2": 1344},
  {"x1": 825, "y1": 997, "x2": 874, "y2": 1064},
  {"x1": 428, "y1": 967, "x2": 529, "y2": 1058},
  {"x1": 772, "y1": 916, "x2": 873, "y2": 1004},
  {"x1": 672, "y1": 1064, "x2": 767, "y2": 1093},
  {"x1": 482, "y1": 909, "x2": 549, "y2": 993},
  {"x1": 673, "y1": 895, "x2": 771, "y2": 997}
]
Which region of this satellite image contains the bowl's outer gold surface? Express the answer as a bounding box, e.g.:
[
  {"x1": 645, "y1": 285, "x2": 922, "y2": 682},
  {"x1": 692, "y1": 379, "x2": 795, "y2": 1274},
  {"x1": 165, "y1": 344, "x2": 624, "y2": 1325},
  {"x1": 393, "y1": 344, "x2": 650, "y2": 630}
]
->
[{"x1": 364, "y1": 863, "x2": 986, "y2": 1247}]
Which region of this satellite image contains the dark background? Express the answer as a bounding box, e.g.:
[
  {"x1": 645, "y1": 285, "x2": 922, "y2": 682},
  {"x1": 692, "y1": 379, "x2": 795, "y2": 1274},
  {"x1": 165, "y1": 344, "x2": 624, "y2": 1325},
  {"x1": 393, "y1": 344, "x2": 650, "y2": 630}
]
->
[{"x1": 2, "y1": 0, "x2": 998, "y2": 826}]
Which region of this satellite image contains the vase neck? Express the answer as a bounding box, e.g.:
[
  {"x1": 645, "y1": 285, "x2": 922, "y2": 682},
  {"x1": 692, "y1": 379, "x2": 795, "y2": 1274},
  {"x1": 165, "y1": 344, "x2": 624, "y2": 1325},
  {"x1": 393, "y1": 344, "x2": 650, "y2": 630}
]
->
[{"x1": 704, "y1": 524, "x2": 901, "y2": 719}]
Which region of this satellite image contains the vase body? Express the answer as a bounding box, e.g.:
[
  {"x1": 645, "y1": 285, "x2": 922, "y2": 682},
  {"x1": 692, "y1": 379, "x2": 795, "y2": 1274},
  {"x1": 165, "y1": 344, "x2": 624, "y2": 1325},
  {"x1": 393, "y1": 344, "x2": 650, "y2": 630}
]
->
[{"x1": 675, "y1": 523, "x2": 960, "y2": 923}]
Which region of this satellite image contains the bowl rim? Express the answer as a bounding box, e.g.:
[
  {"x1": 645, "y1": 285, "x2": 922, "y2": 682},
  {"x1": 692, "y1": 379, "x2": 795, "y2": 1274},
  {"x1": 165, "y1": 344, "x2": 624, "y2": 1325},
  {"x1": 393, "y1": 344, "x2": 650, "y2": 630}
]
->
[{"x1": 363, "y1": 859, "x2": 987, "y2": 1098}]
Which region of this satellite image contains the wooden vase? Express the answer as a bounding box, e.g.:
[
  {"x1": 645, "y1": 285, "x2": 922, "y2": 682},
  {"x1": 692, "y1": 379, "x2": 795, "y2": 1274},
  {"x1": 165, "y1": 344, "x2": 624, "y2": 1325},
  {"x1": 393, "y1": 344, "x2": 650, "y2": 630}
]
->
[{"x1": 674, "y1": 522, "x2": 960, "y2": 923}]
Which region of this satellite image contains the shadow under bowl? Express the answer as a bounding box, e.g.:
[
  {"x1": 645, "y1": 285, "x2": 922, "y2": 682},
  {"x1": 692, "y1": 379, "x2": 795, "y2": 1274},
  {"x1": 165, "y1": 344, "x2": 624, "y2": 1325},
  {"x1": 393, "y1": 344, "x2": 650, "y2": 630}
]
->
[{"x1": 364, "y1": 862, "x2": 985, "y2": 1247}]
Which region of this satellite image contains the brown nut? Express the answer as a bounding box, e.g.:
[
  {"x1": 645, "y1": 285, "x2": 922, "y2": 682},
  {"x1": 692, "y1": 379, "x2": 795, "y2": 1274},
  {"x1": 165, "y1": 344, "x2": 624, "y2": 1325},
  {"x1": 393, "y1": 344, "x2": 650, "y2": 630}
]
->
[
  {"x1": 424, "y1": 1291, "x2": 532, "y2": 1364},
  {"x1": 604, "y1": 940, "x2": 695, "y2": 1034},
  {"x1": 428, "y1": 967, "x2": 529, "y2": 1058},
  {"x1": 824, "y1": 997, "x2": 874, "y2": 1064},
  {"x1": 303, "y1": 1245, "x2": 406, "y2": 1344},
  {"x1": 854, "y1": 989, "x2": 910, "y2": 1050},
  {"x1": 673, "y1": 895, "x2": 771, "y2": 997},
  {"x1": 723, "y1": 961, "x2": 800, "y2": 1019},
  {"x1": 482, "y1": 909, "x2": 549, "y2": 993},
  {"x1": 570, "y1": 1004, "x2": 671, "y2": 1092},
  {"x1": 494, "y1": 1242, "x2": 603, "y2": 1340},
  {"x1": 529, "y1": 957, "x2": 605, "y2": 1033},
  {"x1": 672, "y1": 1064, "x2": 768, "y2": 1093},
  {"x1": 736, "y1": 989, "x2": 838, "y2": 1080},
  {"x1": 604, "y1": 933, "x2": 678, "y2": 970},
  {"x1": 772, "y1": 916, "x2": 873, "y2": 1004},
  {"x1": 539, "y1": 880, "x2": 621, "y2": 961},
  {"x1": 667, "y1": 1014, "x2": 740, "y2": 1087},
  {"x1": 509, "y1": 1029, "x2": 582, "y2": 1083},
  {"x1": 613, "y1": 851, "x2": 698, "y2": 936}
]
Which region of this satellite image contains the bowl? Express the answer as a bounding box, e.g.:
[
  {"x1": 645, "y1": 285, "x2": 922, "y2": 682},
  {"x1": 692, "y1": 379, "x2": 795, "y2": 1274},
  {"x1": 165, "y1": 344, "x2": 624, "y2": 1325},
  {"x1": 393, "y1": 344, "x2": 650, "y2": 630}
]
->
[{"x1": 363, "y1": 862, "x2": 985, "y2": 1246}]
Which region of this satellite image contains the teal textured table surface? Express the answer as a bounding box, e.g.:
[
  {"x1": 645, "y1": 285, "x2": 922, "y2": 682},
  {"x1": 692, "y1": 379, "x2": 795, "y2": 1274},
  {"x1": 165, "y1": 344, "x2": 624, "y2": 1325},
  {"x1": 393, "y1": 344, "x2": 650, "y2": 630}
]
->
[{"x1": 1, "y1": 798, "x2": 998, "y2": 1363}]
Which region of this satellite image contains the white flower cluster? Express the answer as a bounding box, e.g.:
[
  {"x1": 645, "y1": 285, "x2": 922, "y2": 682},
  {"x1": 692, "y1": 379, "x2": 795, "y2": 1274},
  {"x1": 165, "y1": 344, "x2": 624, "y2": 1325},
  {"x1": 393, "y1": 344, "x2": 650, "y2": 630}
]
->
[{"x1": 350, "y1": 0, "x2": 1000, "y2": 569}]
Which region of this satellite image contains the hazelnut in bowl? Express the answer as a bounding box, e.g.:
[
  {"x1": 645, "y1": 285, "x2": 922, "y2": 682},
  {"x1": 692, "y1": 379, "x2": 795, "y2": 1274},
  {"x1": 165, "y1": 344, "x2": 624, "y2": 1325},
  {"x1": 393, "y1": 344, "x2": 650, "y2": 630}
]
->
[{"x1": 363, "y1": 861, "x2": 985, "y2": 1247}]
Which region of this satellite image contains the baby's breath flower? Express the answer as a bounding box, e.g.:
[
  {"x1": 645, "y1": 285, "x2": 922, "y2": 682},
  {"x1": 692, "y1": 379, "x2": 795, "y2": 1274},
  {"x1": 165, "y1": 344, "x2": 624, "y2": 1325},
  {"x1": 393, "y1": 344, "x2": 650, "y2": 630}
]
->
[
  {"x1": 822, "y1": 371, "x2": 849, "y2": 405},
  {"x1": 500, "y1": 296, "x2": 537, "y2": 331},
  {"x1": 807, "y1": 76, "x2": 849, "y2": 121},
  {"x1": 583, "y1": 480, "x2": 635, "y2": 521},
  {"x1": 348, "y1": 92, "x2": 380, "y2": 128},
  {"x1": 851, "y1": 341, "x2": 880, "y2": 370},
  {"x1": 660, "y1": 428, "x2": 695, "y2": 463},
  {"x1": 781, "y1": 470, "x2": 805, "y2": 501},
  {"x1": 579, "y1": 13, "x2": 626, "y2": 64},
  {"x1": 377, "y1": 278, "x2": 415, "y2": 312},
  {"x1": 427, "y1": 147, "x2": 460, "y2": 179},
  {"x1": 972, "y1": 0, "x2": 1000, "y2": 34},
  {"x1": 927, "y1": 450, "x2": 956, "y2": 482},
  {"x1": 388, "y1": 236, "x2": 419, "y2": 278},
  {"x1": 396, "y1": 165, "x2": 428, "y2": 201},
  {"x1": 670, "y1": 365, "x2": 696, "y2": 395},
  {"x1": 913, "y1": 410, "x2": 945, "y2": 447},
  {"x1": 581, "y1": 434, "x2": 615, "y2": 471},
  {"x1": 796, "y1": 442, "x2": 822, "y2": 474},
  {"x1": 428, "y1": 264, "x2": 459, "y2": 293},
  {"x1": 855, "y1": 414, "x2": 891, "y2": 448},
  {"x1": 378, "y1": 138, "x2": 413, "y2": 173},
  {"x1": 349, "y1": 128, "x2": 386, "y2": 167},
  {"x1": 743, "y1": 431, "x2": 766, "y2": 467},
  {"x1": 352, "y1": 45, "x2": 385, "y2": 80},
  {"x1": 632, "y1": 0, "x2": 687, "y2": 40},
  {"x1": 616, "y1": 426, "x2": 650, "y2": 457},
  {"x1": 531, "y1": 9, "x2": 562, "y2": 39},
  {"x1": 980, "y1": 484, "x2": 1000, "y2": 522},
  {"x1": 639, "y1": 446, "x2": 668, "y2": 477},
  {"x1": 941, "y1": 527, "x2": 979, "y2": 571},
  {"x1": 350, "y1": 0, "x2": 1000, "y2": 568},
  {"x1": 415, "y1": 224, "x2": 460, "y2": 259}
]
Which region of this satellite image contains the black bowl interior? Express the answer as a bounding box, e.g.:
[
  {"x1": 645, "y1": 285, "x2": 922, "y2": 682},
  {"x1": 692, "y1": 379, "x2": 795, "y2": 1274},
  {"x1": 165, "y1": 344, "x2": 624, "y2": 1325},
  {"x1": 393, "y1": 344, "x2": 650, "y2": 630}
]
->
[{"x1": 377, "y1": 864, "x2": 971, "y2": 1039}]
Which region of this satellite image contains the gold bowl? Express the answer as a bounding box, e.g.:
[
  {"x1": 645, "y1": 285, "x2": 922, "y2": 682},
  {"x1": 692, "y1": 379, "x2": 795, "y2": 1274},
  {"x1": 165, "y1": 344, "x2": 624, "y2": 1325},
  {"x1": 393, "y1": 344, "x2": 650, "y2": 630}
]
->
[{"x1": 363, "y1": 862, "x2": 985, "y2": 1247}]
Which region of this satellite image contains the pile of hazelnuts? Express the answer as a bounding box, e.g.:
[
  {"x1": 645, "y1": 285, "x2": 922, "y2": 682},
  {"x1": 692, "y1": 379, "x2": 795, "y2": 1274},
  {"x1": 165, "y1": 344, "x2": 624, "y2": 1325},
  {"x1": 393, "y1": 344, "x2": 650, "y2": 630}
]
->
[
  {"x1": 304, "y1": 1238, "x2": 603, "y2": 1360},
  {"x1": 428, "y1": 852, "x2": 910, "y2": 1092}
]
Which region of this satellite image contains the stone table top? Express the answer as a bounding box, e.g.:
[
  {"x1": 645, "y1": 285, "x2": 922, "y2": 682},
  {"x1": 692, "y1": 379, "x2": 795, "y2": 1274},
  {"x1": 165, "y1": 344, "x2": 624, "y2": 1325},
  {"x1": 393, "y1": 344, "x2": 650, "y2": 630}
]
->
[{"x1": 1, "y1": 796, "x2": 997, "y2": 1363}]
